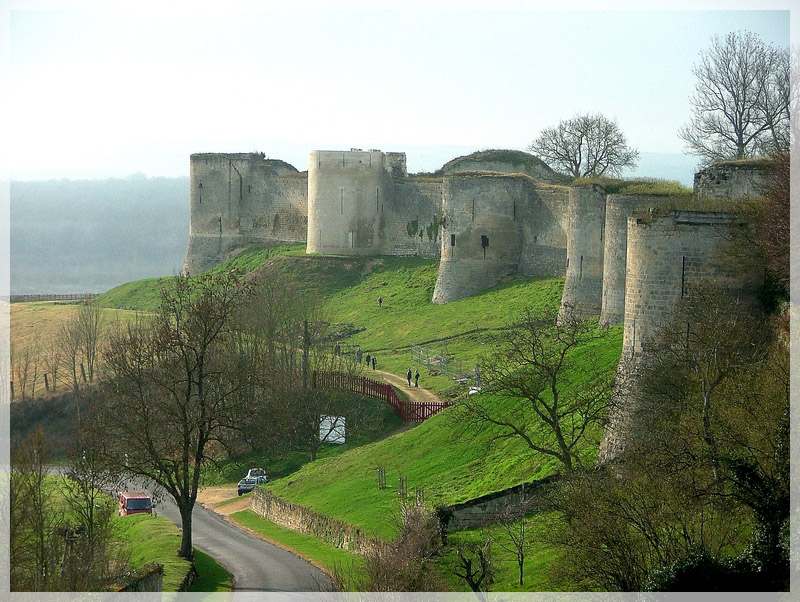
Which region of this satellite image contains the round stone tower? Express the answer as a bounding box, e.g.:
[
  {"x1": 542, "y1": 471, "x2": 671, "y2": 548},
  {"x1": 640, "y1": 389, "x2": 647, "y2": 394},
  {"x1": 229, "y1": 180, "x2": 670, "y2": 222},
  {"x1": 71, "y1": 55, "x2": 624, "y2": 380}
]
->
[
  {"x1": 307, "y1": 150, "x2": 389, "y2": 255},
  {"x1": 559, "y1": 184, "x2": 606, "y2": 320},
  {"x1": 598, "y1": 194, "x2": 666, "y2": 327},
  {"x1": 432, "y1": 174, "x2": 524, "y2": 303},
  {"x1": 598, "y1": 210, "x2": 763, "y2": 463}
]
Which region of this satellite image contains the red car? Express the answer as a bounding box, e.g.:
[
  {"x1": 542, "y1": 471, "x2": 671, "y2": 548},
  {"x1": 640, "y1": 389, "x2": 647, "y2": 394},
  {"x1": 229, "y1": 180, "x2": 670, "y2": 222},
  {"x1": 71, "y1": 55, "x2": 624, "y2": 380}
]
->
[{"x1": 118, "y1": 491, "x2": 153, "y2": 516}]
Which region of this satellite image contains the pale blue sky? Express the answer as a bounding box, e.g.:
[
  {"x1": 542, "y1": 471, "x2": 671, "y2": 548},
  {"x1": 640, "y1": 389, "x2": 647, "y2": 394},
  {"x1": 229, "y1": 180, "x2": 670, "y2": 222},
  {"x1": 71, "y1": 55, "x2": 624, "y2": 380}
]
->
[{"x1": 2, "y1": 3, "x2": 793, "y2": 181}]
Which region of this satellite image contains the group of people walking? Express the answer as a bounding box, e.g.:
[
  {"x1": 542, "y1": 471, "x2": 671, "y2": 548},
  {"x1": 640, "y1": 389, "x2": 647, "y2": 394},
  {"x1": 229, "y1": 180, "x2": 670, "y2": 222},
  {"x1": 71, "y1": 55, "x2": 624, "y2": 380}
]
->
[{"x1": 343, "y1": 294, "x2": 421, "y2": 386}]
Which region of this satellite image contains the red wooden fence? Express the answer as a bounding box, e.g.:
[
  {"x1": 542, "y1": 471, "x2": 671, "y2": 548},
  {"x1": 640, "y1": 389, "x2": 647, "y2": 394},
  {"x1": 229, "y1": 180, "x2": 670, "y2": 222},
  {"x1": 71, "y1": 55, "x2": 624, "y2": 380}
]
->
[{"x1": 311, "y1": 371, "x2": 452, "y2": 422}]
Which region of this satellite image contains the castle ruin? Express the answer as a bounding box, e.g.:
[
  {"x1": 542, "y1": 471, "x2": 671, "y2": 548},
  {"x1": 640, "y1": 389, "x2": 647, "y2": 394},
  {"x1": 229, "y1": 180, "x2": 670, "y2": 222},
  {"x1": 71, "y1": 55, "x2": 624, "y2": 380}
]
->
[{"x1": 183, "y1": 148, "x2": 768, "y2": 462}]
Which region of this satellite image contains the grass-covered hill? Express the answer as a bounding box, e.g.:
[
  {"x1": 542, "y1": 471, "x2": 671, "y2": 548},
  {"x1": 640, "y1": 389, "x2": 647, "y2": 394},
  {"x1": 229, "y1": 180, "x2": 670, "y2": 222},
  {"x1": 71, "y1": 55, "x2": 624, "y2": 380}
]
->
[{"x1": 93, "y1": 246, "x2": 622, "y2": 539}]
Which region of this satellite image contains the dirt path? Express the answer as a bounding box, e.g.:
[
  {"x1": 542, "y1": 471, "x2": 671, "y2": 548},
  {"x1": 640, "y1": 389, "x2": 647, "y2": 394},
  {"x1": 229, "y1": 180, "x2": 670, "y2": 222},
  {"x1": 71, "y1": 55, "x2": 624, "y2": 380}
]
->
[
  {"x1": 197, "y1": 486, "x2": 253, "y2": 515},
  {"x1": 373, "y1": 369, "x2": 444, "y2": 404}
]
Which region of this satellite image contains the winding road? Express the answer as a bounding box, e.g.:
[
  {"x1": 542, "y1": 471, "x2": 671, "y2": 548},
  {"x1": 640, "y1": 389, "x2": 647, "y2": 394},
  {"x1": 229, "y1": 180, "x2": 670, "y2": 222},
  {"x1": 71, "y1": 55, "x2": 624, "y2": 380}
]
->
[{"x1": 154, "y1": 492, "x2": 329, "y2": 592}]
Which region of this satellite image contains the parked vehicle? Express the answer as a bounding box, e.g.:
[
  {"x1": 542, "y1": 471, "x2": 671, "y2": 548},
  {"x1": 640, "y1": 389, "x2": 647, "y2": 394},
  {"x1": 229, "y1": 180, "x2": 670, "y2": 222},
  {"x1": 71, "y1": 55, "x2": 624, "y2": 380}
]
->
[
  {"x1": 237, "y1": 470, "x2": 268, "y2": 496},
  {"x1": 245, "y1": 468, "x2": 267, "y2": 481},
  {"x1": 237, "y1": 478, "x2": 258, "y2": 496},
  {"x1": 118, "y1": 491, "x2": 152, "y2": 516}
]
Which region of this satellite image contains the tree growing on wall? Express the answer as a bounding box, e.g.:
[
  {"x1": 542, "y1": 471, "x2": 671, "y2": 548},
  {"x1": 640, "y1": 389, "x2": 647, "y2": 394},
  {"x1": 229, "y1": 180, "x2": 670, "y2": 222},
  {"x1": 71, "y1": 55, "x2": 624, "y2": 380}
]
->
[
  {"x1": 679, "y1": 31, "x2": 790, "y2": 163},
  {"x1": 527, "y1": 113, "x2": 638, "y2": 178}
]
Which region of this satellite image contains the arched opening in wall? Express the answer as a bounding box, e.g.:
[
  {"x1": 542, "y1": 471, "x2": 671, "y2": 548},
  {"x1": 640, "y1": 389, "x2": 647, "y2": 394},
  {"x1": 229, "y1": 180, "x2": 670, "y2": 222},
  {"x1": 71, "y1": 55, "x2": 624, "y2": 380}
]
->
[{"x1": 481, "y1": 235, "x2": 489, "y2": 259}]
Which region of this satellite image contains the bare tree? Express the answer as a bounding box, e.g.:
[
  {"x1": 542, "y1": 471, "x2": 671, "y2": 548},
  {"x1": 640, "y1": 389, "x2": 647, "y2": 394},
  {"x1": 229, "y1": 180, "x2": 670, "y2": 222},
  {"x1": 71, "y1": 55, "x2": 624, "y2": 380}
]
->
[
  {"x1": 58, "y1": 316, "x2": 82, "y2": 393},
  {"x1": 528, "y1": 113, "x2": 638, "y2": 178},
  {"x1": 454, "y1": 305, "x2": 614, "y2": 471},
  {"x1": 496, "y1": 493, "x2": 538, "y2": 586},
  {"x1": 11, "y1": 342, "x2": 40, "y2": 400},
  {"x1": 679, "y1": 31, "x2": 790, "y2": 163},
  {"x1": 42, "y1": 341, "x2": 64, "y2": 394},
  {"x1": 76, "y1": 302, "x2": 103, "y2": 384},
  {"x1": 98, "y1": 272, "x2": 257, "y2": 560},
  {"x1": 454, "y1": 535, "x2": 494, "y2": 598}
]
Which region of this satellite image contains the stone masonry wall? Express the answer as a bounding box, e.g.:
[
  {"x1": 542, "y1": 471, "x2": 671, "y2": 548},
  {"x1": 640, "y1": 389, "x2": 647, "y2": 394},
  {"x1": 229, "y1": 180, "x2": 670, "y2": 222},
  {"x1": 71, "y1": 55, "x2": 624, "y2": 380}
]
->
[
  {"x1": 250, "y1": 488, "x2": 379, "y2": 555},
  {"x1": 599, "y1": 194, "x2": 668, "y2": 327},
  {"x1": 432, "y1": 174, "x2": 527, "y2": 303},
  {"x1": 598, "y1": 211, "x2": 763, "y2": 462},
  {"x1": 559, "y1": 185, "x2": 606, "y2": 320},
  {"x1": 379, "y1": 179, "x2": 443, "y2": 257},
  {"x1": 517, "y1": 184, "x2": 570, "y2": 277},
  {"x1": 693, "y1": 160, "x2": 769, "y2": 198},
  {"x1": 184, "y1": 153, "x2": 307, "y2": 274}
]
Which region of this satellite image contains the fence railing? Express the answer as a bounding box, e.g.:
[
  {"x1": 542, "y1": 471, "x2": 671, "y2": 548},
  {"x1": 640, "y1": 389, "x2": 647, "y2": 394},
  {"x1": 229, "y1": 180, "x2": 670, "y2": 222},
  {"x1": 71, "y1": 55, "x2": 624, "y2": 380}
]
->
[
  {"x1": 11, "y1": 293, "x2": 100, "y2": 303},
  {"x1": 311, "y1": 370, "x2": 452, "y2": 423}
]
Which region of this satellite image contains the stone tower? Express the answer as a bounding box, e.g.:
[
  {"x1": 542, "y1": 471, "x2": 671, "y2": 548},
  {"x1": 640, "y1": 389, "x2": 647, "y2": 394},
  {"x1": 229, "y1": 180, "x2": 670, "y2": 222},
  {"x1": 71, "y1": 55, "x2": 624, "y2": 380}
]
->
[
  {"x1": 307, "y1": 149, "x2": 399, "y2": 255},
  {"x1": 432, "y1": 173, "x2": 526, "y2": 303}
]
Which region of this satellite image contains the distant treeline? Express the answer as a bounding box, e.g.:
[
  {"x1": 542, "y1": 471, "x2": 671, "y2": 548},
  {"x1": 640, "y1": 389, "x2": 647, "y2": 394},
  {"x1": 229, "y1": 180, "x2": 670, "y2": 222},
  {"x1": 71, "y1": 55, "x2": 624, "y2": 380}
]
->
[{"x1": 11, "y1": 175, "x2": 189, "y2": 294}]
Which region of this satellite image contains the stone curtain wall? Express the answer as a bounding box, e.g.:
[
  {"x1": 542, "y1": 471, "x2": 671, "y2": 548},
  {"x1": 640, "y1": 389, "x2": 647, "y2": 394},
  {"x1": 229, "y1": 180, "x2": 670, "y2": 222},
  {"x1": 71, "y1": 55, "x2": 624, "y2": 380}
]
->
[
  {"x1": 517, "y1": 184, "x2": 570, "y2": 278},
  {"x1": 184, "y1": 153, "x2": 307, "y2": 274},
  {"x1": 432, "y1": 174, "x2": 527, "y2": 303},
  {"x1": 599, "y1": 194, "x2": 669, "y2": 327},
  {"x1": 559, "y1": 185, "x2": 606, "y2": 320},
  {"x1": 380, "y1": 180, "x2": 443, "y2": 257},
  {"x1": 249, "y1": 488, "x2": 380, "y2": 555},
  {"x1": 598, "y1": 211, "x2": 763, "y2": 462},
  {"x1": 693, "y1": 161, "x2": 769, "y2": 198}
]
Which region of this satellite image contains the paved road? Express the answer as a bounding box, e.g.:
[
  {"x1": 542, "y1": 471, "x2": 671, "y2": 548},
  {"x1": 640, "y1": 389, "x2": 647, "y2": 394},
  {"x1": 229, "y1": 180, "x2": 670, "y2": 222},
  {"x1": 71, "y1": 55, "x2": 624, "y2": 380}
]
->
[
  {"x1": 154, "y1": 495, "x2": 329, "y2": 592},
  {"x1": 54, "y1": 468, "x2": 329, "y2": 592}
]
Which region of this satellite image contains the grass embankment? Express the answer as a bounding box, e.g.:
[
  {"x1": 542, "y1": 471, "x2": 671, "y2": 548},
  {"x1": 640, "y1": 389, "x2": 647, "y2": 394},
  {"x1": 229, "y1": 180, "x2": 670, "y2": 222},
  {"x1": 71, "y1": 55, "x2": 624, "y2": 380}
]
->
[
  {"x1": 262, "y1": 321, "x2": 622, "y2": 540},
  {"x1": 230, "y1": 509, "x2": 363, "y2": 578},
  {"x1": 114, "y1": 513, "x2": 232, "y2": 592},
  {"x1": 94, "y1": 244, "x2": 307, "y2": 312}
]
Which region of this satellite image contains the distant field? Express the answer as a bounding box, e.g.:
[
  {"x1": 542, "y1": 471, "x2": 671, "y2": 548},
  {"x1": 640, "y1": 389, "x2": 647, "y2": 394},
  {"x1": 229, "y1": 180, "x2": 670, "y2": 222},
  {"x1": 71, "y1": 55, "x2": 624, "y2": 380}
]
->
[{"x1": 9, "y1": 303, "x2": 147, "y2": 398}]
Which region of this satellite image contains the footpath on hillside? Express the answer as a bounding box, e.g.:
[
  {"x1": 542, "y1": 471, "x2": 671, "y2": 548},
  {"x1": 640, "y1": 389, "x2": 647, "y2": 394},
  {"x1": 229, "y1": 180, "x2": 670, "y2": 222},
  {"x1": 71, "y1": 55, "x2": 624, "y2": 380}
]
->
[{"x1": 371, "y1": 369, "x2": 445, "y2": 405}]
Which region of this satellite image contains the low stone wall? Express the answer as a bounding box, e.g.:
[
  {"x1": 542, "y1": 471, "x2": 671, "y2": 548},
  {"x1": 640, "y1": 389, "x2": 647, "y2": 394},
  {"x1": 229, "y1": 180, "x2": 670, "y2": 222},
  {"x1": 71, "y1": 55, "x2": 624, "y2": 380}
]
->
[
  {"x1": 250, "y1": 489, "x2": 380, "y2": 555},
  {"x1": 437, "y1": 474, "x2": 559, "y2": 533},
  {"x1": 111, "y1": 563, "x2": 164, "y2": 592}
]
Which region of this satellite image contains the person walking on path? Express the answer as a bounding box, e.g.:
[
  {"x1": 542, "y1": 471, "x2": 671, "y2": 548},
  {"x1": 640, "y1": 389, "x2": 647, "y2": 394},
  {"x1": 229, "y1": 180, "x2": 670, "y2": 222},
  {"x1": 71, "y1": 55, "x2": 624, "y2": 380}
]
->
[
  {"x1": 372, "y1": 355, "x2": 377, "y2": 370},
  {"x1": 378, "y1": 296, "x2": 383, "y2": 308},
  {"x1": 406, "y1": 367, "x2": 412, "y2": 387},
  {"x1": 414, "y1": 369, "x2": 420, "y2": 387},
  {"x1": 356, "y1": 346, "x2": 363, "y2": 364},
  {"x1": 365, "y1": 353, "x2": 371, "y2": 367}
]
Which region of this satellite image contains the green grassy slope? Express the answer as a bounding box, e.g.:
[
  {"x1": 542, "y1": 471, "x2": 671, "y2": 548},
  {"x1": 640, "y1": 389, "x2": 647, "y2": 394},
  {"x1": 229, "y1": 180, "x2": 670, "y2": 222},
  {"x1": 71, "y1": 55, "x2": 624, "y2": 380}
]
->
[
  {"x1": 263, "y1": 321, "x2": 622, "y2": 539},
  {"x1": 93, "y1": 246, "x2": 623, "y2": 545}
]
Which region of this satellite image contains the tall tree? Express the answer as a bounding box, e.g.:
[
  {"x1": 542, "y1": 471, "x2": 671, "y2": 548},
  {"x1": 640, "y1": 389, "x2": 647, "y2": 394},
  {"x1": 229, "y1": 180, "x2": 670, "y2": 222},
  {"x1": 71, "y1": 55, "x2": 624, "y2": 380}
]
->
[
  {"x1": 528, "y1": 113, "x2": 638, "y2": 178},
  {"x1": 679, "y1": 31, "x2": 790, "y2": 163},
  {"x1": 99, "y1": 272, "x2": 256, "y2": 559}
]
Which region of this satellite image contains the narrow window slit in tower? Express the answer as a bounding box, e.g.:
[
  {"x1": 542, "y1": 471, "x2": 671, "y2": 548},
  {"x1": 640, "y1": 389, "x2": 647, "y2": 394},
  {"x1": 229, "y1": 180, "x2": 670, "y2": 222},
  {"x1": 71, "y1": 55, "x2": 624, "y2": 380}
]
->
[
  {"x1": 376, "y1": 188, "x2": 379, "y2": 213},
  {"x1": 340, "y1": 189, "x2": 344, "y2": 214},
  {"x1": 579, "y1": 255, "x2": 583, "y2": 280},
  {"x1": 451, "y1": 234, "x2": 456, "y2": 247},
  {"x1": 681, "y1": 256, "x2": 686, "y2": 298}
]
